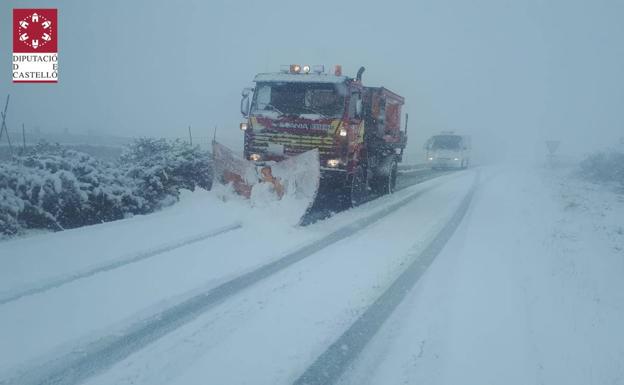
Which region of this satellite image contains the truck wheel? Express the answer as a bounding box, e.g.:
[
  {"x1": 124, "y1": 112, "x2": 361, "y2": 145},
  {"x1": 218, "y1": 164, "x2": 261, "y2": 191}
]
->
[
  {"x1": 350, "y1": 166, "x2": 368, "y2": 207},
  {"x1": 390, "y1": 161, "x2": 397, "y2": 192},
  {"x1": 381, "y1": 160, "x2": 398, "y2": 195}
]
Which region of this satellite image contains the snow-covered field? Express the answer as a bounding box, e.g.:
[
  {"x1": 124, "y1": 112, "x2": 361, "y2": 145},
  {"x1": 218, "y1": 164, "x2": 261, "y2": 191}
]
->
[{"x1": 1, "y1": 164, "x2": 622, "y2": 385}]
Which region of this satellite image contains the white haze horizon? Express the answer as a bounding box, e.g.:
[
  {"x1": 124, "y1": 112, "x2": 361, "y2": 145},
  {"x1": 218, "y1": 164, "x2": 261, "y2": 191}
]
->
[{"x1": 1, "y1": 0, "x2": 623, "y2": 165}]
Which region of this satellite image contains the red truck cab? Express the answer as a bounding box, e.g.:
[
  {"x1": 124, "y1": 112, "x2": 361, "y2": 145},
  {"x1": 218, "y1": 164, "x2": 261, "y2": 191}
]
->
[{"x1": 240, "y1": 65, "x2": 407, "y2": 206}]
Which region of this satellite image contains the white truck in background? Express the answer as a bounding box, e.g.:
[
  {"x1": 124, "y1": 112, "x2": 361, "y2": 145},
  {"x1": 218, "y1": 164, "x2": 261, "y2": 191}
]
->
[{"x1": 425, "y1": 132, "x2": 471, "y2": 169}]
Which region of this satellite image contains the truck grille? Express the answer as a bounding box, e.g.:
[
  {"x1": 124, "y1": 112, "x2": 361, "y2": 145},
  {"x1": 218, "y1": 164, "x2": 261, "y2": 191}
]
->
[{"x1": 249, "y1": 132, "x2": 338, "y2": 156}]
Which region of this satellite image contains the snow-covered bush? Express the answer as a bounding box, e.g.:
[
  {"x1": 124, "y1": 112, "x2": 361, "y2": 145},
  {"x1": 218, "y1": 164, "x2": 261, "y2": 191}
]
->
[
  {"x1": 0, "y1": 188, "x2": 23, "y2": 238},
  {"x1": 121, "y1": 138, "x2": 212, "y2": 211},
  {"x1": 0, "y1": 143, "x2": 144, "y2": 237},
  {"x1": 579, "y1": 151, "x2": 624, "y2": 187},
  {"x1": 0, "y1": 162, "x2": 69, "y2": 232},
  {"x1": 0, "y1": 139, "x2": 213, "y2": 238}
]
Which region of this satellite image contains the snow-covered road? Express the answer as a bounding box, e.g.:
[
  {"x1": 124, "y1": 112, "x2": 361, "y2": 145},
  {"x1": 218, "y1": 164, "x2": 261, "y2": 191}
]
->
[
  {"x1": 80, "y1": 172, "x2": 476, "y2": 385},
  {"x1": 338, "y1": 166, "x2": 624, "y2": 385},
  {"x1": 0, "y1": 168, "x2": 472, "y2": 384},
  {"x1": 2, "y1": 165, "x2": 623, "y2": 385}
]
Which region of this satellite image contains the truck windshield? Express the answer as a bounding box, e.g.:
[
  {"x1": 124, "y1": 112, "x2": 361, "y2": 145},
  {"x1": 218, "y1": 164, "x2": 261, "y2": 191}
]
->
[
  {"x1": 252, "y1": 82, "x2": 346, "y2": 118},
  {"x1": 431, "y1": 135, "x2": 462, "y2": 150}
]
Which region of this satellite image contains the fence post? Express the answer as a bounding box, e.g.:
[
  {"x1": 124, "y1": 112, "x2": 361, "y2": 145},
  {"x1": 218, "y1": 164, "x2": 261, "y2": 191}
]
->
[{"x1": 22, "y1": 123, "x2": 26, "y2": 153}]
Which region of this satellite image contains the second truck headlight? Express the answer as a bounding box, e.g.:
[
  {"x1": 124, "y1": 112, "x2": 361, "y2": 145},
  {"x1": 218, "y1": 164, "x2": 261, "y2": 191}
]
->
[{"x1": 327, "y1": 159, "x2": 341, "y2": 167}]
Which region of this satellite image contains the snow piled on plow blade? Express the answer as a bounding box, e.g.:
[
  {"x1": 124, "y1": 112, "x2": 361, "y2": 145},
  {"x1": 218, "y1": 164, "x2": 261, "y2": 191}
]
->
[
  {"x1": 212, "y1": 141, "x2": 320, "y2": 226},
  {"x1": 212, "y1": 141, "x2": 258, "y2": 188}
]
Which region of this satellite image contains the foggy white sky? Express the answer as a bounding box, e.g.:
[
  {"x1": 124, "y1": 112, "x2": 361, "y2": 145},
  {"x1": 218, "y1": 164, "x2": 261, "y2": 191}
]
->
[{"x1": 1, "y1": 0, "x2": 623, "y2": 163}]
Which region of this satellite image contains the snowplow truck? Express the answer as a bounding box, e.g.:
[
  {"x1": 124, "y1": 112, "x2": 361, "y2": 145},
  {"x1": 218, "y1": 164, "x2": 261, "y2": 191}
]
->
[{"x1": 239, "y1": 64, "x2": 408, "y2": 206}]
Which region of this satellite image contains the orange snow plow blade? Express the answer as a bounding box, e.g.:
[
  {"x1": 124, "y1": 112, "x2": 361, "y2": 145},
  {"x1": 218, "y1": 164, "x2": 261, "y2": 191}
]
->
[
  {"x1": 212, "y1": 141, "x2": 320, "y2": 222},
  {"x1": 212, "y1": 141, "x2": 257, "y2": 198}
]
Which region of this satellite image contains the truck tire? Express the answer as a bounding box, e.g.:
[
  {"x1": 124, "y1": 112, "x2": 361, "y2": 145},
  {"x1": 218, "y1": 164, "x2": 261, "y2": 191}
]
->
[
  {"x1": 377, "y1": 160, "x2": 397, "y2": 195},
  {"x1": 349, "y1": 166, "x2": 368, "y2": 207},
  {"x1": 389, "y1": 160, "x2": 397, "y2": 193},
  {"x1": 371, "y1": 157, "x2": 397, "y2": 196}
]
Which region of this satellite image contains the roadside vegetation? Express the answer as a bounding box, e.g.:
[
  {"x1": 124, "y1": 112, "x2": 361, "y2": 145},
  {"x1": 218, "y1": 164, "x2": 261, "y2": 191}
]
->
[
  {"x1": 0, "y1": 139, "x2": 212, "y2": 239},
  {"x1": 579, "y1": 150, "x2": 624, "y2": 189}
]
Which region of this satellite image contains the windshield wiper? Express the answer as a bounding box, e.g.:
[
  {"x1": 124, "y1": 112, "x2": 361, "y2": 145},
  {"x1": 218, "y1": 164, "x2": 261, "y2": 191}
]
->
[{"x1": 264, "y1": 103, "x2": 284, "y2": 116}]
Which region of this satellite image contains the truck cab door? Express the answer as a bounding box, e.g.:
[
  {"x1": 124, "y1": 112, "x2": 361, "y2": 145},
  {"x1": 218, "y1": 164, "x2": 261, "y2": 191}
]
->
[{"x1": 349, "y1": 91, "x2": 363, "y2": 121}]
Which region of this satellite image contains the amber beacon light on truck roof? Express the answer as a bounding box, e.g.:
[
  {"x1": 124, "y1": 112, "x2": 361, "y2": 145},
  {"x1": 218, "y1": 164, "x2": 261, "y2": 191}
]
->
[{"x1": 279, "y1": 64, "x2": 343, "y2": 76}]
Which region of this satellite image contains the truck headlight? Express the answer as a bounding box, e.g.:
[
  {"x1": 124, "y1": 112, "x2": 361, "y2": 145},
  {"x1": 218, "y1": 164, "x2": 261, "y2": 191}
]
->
[
  {"x1": 327, "y1": 159, "x2": 341, "y2": 167},
  {"x1": 240, "y1": 122, "x2": 248, "y2": 131},
  {"x1": 250, "y1": 153, "x2": 261, "y2": 161},
  {"x1": 338, "y1": 127, "x2": 347, "y2": 137},
  {"x1": 454, "y1": 157, "x2": 459, "y2": 161},
  {"x1": 428, "y1": 157, "x2": 434, "y2": 161}
]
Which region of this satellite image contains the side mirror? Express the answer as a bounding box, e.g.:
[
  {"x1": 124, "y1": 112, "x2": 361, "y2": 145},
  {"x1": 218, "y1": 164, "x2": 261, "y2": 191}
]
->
[
  {"x1": 404, "y1": 113, "x2": 409, "y2": 135},
  {"x1": 240, "y1": 87, "x2": 253, "y2": 117}
]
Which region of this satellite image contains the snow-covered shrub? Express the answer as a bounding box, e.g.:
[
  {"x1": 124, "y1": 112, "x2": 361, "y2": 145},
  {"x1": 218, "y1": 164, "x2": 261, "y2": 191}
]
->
[
  {"x1": 0, "y1": 162, "x2": 65, "y2": 232},
  {"x1": 0, "y1": 139, "x2": 213, "y2": 239},
  {"x1": 21, "y1": 142, "x2": 147, "y2": 222},
  {"x1": 0, "y1": 188, "x2": 23, "y2": 238},
  {"x1": 579, "y1": 151, "x2": 624, "y2": 187},
  {"x1": 0, "y1": 143, "x2": 147, "y2": 236},
  {"x1": 121, "y1": 138, "x2": 212, "y2": 210}
]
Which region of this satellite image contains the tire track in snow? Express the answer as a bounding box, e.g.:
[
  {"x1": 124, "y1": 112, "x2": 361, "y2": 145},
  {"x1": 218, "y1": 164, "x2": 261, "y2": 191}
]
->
[
  {"x1": 0, "y1": 223, "x2": 242, "y2": 306},
  {"x1": 4, "y1": 179, "x2": 449, "y2": 385},
  {"x1": 294, "y1": 172, "x2": 479, "y2": 385},
  {"x1": 0, "y1": 167, "x2": 443, "y2": 306},
  {"x1": 396, "y1": 168, "x2": 453, "y2": 191},
  {"x1": 301, "y1": 168, "x2": 453, "y2": 225}
]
